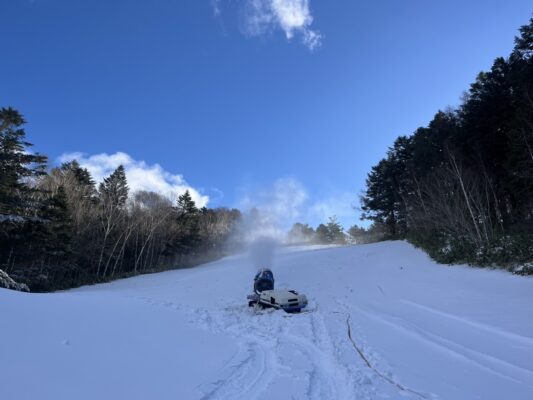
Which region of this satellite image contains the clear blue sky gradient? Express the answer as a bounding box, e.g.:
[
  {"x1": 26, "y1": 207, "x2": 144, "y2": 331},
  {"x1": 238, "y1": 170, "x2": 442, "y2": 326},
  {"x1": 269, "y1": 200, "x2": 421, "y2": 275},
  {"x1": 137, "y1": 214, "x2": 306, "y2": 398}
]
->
[{"x1": 2, "y1": 0, "x2": 532, "y2": 228}]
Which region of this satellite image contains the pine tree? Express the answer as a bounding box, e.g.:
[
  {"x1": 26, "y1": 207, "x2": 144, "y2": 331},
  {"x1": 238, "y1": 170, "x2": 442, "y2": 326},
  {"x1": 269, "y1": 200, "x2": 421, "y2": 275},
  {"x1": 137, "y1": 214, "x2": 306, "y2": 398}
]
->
[
  {"x1": 326, "y1": 216, "x2": 346, "y2": 244},
  {"x1": 0, "y1": 107, "x2": 47, "y2": 216},
  {"x1": 41, "y1": 186, "x2": 73, "y2": 258},
  {"x1": 511, "y1": 16, "x2": 533, "y2": 61},
  {"x1": 99, "y1": 165, "x2": 129, "y2": 207},
  {"x1": 175, "y1": 190, "x2": 200, "y2": 253},
  {"x1": 359, "y1": 15, "x2": 533, "y2": 268},
  {"x1": 288, "y1": 222, "x2": 315, "y2": 243},
  {"x1": 507, "y1": 17, "x2": 533, "y2": 223},
  {"x1": 177, "y1": 190, "x2": 198, "y2": 215},
  {"x1": 315, "y1": 224, "x2": 330, "y2": 244},
  {"x1": 0, "y1": 108, "x2": 48, "y2": 279},
  {"x1": 60, "y1": 160, "x2": 97, "y2": 198},
  {"x1": 361, "y1": 158, "x2": 399, "y2": 237},
  {"x1": 348, "y1": 224, "x2": 370, "y2": 244}
]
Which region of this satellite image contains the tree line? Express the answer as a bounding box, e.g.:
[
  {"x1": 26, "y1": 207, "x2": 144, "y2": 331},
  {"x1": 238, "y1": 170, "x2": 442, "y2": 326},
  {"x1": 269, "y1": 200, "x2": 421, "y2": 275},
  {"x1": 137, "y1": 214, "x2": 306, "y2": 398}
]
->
[
  {"x1": 286, "y1": 217, "x2": 384, "y2": 245},
  {"x1": 0, "y1": 108, "x2": 241, "y2": 291},
  {"x1": 360, "y1": 16, "x2": 533, "y2": 273},
  {"x1": 287, "y1": 217, "x2": 347, "y2": 245}
]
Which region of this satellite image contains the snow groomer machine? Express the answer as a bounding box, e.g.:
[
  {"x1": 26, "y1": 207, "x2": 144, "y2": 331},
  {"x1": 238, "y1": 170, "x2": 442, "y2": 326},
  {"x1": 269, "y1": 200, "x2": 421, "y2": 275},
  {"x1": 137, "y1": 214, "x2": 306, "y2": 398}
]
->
[{"x1": 247, "y1": 268, "x2": 308, "y2": 313}]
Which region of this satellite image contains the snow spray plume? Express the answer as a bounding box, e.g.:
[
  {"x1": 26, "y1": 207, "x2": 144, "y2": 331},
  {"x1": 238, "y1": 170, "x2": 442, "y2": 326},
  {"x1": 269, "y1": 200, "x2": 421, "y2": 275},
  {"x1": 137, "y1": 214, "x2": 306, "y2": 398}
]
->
[
  {"x1": 227, "y1": 178, "x2": 309, "y2": 272},
  {"x1": 235, "y1": 178, "x2": 309, "y2": 242},
  {"x1": 248, "y1": 236, "x2": 277, "y2": 270},
  {"x1": 226, "y1": 208, "x2": 282, "y2": 271}
]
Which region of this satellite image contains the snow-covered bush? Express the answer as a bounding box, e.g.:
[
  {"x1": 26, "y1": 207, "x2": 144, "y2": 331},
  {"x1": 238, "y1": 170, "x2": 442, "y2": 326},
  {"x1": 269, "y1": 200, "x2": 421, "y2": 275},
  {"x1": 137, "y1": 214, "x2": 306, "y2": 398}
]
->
[
  {"x1": 513, "y1": 263, "x2": 533, "y2": 276},
  {"x1": 0, "y1": 269, "x2": 30, "y2": 292},
  {"x1": 408, "y1": 230, "x2": 533, "y2": 274}
]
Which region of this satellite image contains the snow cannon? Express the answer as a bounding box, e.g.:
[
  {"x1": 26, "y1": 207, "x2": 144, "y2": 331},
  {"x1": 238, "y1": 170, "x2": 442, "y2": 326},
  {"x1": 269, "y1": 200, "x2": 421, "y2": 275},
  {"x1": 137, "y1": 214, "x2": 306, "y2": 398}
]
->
[
  {"x1": 253, "y1": 268, "x2": 274, "y2": 294},
  {"x1": 248, "y1": 268, "x2": 308, "y2": 313}
]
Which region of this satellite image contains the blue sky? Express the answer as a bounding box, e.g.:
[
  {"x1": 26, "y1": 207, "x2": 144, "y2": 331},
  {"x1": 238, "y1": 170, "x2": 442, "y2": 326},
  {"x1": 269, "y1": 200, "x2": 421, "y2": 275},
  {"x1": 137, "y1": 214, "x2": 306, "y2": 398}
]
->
[{"x1": 1, "y1": 0, "x2": 532, "y2": 229}]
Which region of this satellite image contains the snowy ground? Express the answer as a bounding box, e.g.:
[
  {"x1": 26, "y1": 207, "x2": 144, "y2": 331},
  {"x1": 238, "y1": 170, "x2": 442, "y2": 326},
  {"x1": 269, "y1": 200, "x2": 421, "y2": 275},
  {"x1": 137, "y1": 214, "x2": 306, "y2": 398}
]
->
[{"x1": 2, "y1": 241, "x2": 533, "y2": 400}]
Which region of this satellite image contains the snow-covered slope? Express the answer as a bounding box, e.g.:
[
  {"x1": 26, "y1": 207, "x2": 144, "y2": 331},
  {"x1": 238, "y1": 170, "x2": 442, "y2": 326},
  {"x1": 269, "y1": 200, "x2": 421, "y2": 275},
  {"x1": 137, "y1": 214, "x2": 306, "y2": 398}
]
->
[{"x1": 2, "y1": 241, "x2": 532, "y2": 400}]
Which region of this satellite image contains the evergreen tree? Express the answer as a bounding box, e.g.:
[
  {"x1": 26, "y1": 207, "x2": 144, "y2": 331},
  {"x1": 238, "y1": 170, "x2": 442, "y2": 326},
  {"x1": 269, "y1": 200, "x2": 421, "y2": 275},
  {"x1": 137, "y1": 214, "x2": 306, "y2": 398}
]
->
[
  {"x1": 512, "y1": 16, "x2": 533, "y2": 60},
  {"x1": 177, "y1": 190, "x2": 198, "y2": 215},
  {"x1": 0, "y1": 107, "x2": 47, "y2": 216},
  {"x1": 16, "y1": 185, "x2": 76, "y2": 291},
  {"x1": 60, "y1": 160, "x2": 97, "y2": 198},
  {"x1": 326, "y1": 216, "x2": 346, "y2": 244},
  {"x1": 287, "y1": 222, "x2": 315, "y2": 243},
  {"x1": 0, "y1": 108, "x2": 48, "y2": 279},
  {"x1": 315, "y1": 224, "x2": 330, "y2": 244},
  {"x1": 361, "y1": 158, "x2": 401, "y2": 237},
  {"x1": 175, "y1": 190, "x2": 201, "y2": 253},
  {"x1": 507, "y1": 17, "x2": 533, "y2": 224},
  {"x1": 348, "y1": 224, "x2": 366, "y2": 243},
  {"x1": 0, "y1": 107, "x2": 246, "y2": 289},
  {"x1": 99, "y1": 165, "x2": 129, "y2": 207},
  {"x1": 41, "y1": 186, "x2": 73, "y2": 258},
  {"x1": 360, "y1": 15, "x2": 533, "y2": 269}
]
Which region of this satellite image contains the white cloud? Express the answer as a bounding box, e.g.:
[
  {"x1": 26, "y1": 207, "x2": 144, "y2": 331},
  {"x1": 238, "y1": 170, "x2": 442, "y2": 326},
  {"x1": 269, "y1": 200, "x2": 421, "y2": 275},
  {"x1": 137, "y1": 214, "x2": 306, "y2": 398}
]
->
[
  {"x1": 211, "y1": 0, "x2": 221, "y2": 16},
  {"x1": 244, "y1": 0, "x2": 322, "y2": 50},
  {"x1": 57, "y1": 152, "x2": 209, "y2": 208}
]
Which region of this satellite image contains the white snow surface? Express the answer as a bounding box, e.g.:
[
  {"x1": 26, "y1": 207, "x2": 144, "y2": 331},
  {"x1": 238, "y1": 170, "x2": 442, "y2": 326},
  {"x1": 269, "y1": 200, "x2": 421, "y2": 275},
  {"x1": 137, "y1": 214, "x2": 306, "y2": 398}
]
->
[{"x1": 2, "y1": 241, "x2": 533, "y2": 400}]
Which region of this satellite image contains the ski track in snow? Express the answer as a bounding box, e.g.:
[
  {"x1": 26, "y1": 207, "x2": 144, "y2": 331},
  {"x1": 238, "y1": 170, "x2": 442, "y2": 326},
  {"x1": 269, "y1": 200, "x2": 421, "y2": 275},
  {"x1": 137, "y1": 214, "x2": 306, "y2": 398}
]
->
[
  {"x1": 400, "y1": 299, "x2": 533, "y2": 346},
  {"x1": 354, "y1": 304, "x2": 533, "y2": 388}
]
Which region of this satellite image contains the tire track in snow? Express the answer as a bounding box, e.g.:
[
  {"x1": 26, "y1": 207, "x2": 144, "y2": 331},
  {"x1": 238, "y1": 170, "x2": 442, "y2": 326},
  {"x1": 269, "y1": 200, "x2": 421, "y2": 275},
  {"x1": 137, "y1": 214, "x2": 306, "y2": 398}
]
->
[
  {"x1": 282, "y1": 311, "x2": 343, "y2": 399},
  {"x1": 356, "y1": 306, "x2": 533, "y2": 386},
  {"x1": 223, "y1": 306, "x2": 344, "y2": 400},
  {"x1": 278, "y1": 305, "x2": 368, "y2": 399},
  {"x1": 194, "y1": 303, "x2": 359, "y2": 399},
  {"x1": 335, "y1": 299, "x2": 433, "y2": 400},
  {"x1": 199, "y1": 340, "x2": 274, "y2": 400},
  {"x1": 279, "y1": 331, "x2": 337, "y2": 400},
  {"x1": 308, "y1": 309, "x2": 359, "y2": 399},
  {"x1": 400, "y1": 299, "x2": 533, "y2": 346},
  {"x1": 130, "y1": 297, "x2": 276, "y2": 400},
  {"x1": 195, "y1": 307, "x2": 278, "y2": 400},
  {"x1": 345, "y1": 313, "x2": 429, "y2": 399},
  {"x1": 137, "y1": 296, "x2": 368, "y2": 399}
]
